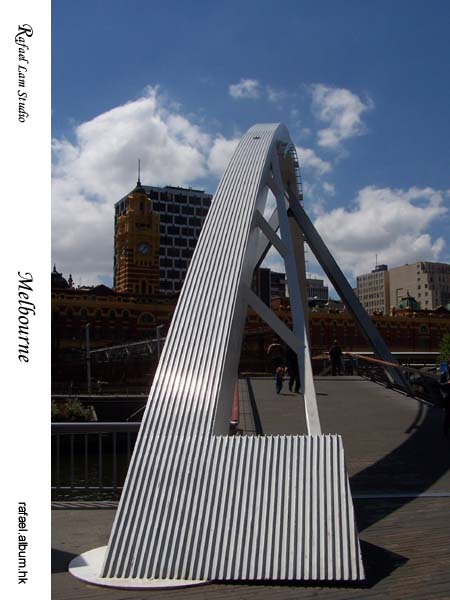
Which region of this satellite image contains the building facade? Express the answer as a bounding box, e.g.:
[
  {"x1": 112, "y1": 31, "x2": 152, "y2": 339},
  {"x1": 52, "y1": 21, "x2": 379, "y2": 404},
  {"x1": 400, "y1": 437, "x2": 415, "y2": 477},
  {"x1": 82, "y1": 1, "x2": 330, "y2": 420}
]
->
[
  {"x1": 252, "y1": 268, "x2": 287, "y2": 306},
  {"x1": 52, "y1": 281, "x2": 175, "y2": 352},
  {"x1": 389, "y1": 262, "x2": 450, "y2": 311},
  {"x1": 306, "y1": 278, "x2": 329, "y2": 303},
  {"x1": 115, "y1": 184, "x2": 212, "y2": 295},
  {"x1": 356, "y1": 264, "x2": 390, "y2": 315},
  {"x1": 51, "y1": 267, "x2": 450, "y2": 385},
  {"x1": 271, "y1": 271, "x2": 287, "y2": 298}
]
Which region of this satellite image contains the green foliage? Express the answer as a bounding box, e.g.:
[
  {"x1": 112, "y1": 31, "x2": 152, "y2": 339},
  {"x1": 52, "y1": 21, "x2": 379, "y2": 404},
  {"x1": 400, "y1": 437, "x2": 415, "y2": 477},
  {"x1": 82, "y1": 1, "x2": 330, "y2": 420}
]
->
[
  {"x1": 65, "y1": 399, "x2": 93, "y2": 421},
  {"x1": 51, "y1": 400, "x2": 60, "y2": 420},
  {"x1": 438, "y1": 333, "x2": 450, "y2": 363},
  {"x1": 51, "y1": 399, "x2": 94, "y2": 422}
]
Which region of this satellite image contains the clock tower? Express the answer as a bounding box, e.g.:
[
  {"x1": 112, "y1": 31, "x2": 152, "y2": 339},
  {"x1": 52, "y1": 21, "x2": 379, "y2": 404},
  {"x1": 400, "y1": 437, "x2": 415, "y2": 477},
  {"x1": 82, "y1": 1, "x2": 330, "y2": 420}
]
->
[{"x1": 114, "y1": 178, "x2": 160, "y2": 295}]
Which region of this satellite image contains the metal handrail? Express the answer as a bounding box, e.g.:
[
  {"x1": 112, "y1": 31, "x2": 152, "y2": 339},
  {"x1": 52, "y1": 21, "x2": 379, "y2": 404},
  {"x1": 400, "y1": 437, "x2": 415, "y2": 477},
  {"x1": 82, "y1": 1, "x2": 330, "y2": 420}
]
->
[
  {"x1": 52, "y1": 422, "x2": 141, "y2": 433},
  {"x1": 51, "y1": 422, "x2": 141, "y2": 496},
  {"x1": 344, "y1": 352, "x2": 440, "y2": 381}
]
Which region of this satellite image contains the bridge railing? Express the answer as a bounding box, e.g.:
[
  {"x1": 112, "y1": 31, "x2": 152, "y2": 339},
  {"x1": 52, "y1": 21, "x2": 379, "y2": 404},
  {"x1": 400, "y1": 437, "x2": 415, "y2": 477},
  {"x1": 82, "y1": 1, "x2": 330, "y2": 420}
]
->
[
  {"x1": 52, "y1": 397, "x2": 240, "y2": 498},
  {"x1": 343, "y1": 352, "x2": 441, "y2": 404},
  {"x1": 51, "y1": 422, "x2": 140, "y2": 498}
]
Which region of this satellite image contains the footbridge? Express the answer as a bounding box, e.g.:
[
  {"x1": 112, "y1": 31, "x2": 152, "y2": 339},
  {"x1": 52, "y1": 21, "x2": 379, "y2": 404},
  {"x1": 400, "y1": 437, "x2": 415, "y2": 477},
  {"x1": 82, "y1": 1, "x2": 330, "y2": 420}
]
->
[{"x1": 70, "y1": 123, "x2": 413, "y2": 588}]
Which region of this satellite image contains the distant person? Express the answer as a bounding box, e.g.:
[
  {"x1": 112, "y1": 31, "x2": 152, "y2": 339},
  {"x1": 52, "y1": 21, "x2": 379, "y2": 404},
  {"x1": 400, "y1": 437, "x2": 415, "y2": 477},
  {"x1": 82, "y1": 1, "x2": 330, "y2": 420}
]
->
[
  {"x1": 286, "y1": 347, "x2": 300, "y2": 393},
  {"x1": 329, "y1": 340, "x2": 343, "y2": 376},
  {"x1": 275, "y1": 366, "x2": 285, "y2": 394},
  {"x1": 267, "y1": 343, "x2": 283, "y2": 374},
  {"x1": 440, "y1": 360, "x2": 450, "y2": 438}
]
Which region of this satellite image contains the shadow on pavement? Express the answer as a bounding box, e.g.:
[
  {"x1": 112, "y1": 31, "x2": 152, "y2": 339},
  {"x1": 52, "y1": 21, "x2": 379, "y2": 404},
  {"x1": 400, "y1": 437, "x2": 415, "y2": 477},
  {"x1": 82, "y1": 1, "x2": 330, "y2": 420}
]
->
[
  {"x1": 350, "y1": 402, "x2": 450, "y2": 532},
  {"x1": 51, "y1": 548, "x2": 78, "y2": 574}
]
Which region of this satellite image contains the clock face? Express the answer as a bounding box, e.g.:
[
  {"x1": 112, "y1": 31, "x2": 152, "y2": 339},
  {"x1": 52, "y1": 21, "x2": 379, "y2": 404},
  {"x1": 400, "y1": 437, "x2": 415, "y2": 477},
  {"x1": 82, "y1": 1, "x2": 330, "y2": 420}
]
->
[{"x1": 138, "y1": 242, "x2": 150, "y2": 256}]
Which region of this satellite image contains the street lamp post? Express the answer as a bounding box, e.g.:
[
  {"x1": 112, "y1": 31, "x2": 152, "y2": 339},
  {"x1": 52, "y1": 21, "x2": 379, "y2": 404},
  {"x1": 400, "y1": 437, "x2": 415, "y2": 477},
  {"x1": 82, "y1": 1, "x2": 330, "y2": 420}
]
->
[{"x1": 85, "y1": 323, "x2": 92, "y2": 394}]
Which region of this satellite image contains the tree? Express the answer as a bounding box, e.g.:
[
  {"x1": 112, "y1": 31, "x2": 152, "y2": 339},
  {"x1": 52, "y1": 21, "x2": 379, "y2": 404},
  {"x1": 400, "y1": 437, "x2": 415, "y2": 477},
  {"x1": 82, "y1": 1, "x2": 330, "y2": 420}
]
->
[{"x1": 438, "y1": 333, "x2": 450, "y2": 363}]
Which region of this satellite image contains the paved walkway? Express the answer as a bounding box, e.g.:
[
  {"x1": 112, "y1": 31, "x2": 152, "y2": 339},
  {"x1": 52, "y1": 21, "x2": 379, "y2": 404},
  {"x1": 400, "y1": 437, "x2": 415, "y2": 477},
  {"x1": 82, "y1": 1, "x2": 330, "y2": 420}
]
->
[
  {"x1": 245, "y1": 376, "x2": 450, "y2": 495},
  {"x1": 52, "y1": 376, "x2": 450, "y2": 599}
]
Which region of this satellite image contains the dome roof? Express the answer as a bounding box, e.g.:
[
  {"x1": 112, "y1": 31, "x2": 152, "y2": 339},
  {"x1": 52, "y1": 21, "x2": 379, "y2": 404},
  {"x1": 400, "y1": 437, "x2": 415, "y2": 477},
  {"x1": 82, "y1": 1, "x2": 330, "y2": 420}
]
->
[
  {"x1": 51, "y1": 265, "x2": 69, "y2": 289},
  {"x1": 397, "y1": 292, "x2": 420, "y2": 311}
]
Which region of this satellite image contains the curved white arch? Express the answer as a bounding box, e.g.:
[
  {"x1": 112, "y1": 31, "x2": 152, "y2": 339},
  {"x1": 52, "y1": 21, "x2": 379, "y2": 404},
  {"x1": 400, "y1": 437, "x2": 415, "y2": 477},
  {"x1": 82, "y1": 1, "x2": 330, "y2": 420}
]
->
[{"x1": 71, "y1": 124, "x2": 364, "y2": 586}]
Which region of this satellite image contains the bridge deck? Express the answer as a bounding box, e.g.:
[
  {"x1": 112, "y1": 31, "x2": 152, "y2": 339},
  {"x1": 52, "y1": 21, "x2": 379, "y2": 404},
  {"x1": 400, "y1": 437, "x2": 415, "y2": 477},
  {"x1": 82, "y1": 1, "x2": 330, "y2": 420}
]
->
[{"x1": 52, "y1": 376, "x2": 450, "y2": 598}]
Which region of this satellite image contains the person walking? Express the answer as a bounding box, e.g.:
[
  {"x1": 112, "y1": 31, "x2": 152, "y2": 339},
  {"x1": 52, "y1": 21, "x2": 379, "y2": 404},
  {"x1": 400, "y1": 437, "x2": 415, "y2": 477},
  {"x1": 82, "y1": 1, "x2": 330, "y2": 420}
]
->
[
  {"x1": 286, "y1": 347, "x2": 301, "y2": 393},
  {"x1": 329, "y1": 340, "x2": 343, "y2": 376},
  {"x1": 275, "y1": 366, "x2": 285, "y2": 394},
  {"x1": 440, "y1": 360, "x2": 450, "y2": 438}
]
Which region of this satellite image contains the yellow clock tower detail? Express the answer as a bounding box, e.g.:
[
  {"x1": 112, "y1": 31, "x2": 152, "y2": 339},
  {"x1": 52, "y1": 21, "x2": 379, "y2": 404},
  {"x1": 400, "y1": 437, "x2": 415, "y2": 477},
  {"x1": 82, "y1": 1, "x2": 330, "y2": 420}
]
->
[{"x1": 114, "y1": 177, "x2": 160, "y2": 296}]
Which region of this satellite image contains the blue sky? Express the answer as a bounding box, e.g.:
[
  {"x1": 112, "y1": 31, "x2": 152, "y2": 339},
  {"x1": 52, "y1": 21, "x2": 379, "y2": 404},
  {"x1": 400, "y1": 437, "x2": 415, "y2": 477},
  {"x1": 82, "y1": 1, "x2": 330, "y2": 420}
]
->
[{"x1": 52, "y1": 0, "x2": 450, "y2": 288}]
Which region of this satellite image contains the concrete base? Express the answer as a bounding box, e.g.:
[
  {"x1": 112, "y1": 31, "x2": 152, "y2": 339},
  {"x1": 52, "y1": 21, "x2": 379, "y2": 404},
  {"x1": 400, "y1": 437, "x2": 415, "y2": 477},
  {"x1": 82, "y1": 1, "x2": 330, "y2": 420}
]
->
[{"x1": 69, "y1": 546, "x2": 209, "y2": 590}]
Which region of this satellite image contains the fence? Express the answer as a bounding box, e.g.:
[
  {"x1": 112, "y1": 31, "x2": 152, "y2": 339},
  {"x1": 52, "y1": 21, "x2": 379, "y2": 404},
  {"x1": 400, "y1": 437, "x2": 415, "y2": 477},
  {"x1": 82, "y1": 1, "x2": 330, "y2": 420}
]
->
[
  {"x1": 344, "y1": 352, "x2": 442, "y2": 404},
  {"x1": 51, "y1": 422, "x2": 140, "y2": 498}
]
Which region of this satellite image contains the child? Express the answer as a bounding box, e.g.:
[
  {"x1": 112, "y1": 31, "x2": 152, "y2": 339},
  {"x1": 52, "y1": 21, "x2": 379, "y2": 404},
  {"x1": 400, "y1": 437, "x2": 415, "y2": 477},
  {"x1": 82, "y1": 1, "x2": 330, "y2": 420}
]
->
[{"x1": 275, "y1": 366, "x2": 285, "y2": 394}]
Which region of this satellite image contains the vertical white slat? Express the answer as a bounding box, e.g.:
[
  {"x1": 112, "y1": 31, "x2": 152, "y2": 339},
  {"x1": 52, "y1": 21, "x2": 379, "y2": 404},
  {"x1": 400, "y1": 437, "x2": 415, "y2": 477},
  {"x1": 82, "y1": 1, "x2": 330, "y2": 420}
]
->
[
  {"x1": 311, "y1": 435, "x2": 318, "y2": 579},
  {"x1": 247, "y1": 436, "x2": 265, "y2": 578},
  {"x1": 191, "y1": 436, "x2": 225, "y2": 580},
  {"x1": 256, "y1": 436, "x2": 272, "y2": 579},
  {"x1": 234, "y1": 436, "x2": 255, "y2": 579},
  {"x1": 319, "y1": 434, "x2": 326, "y2": 579},
  {"x1": 271, "y1": 436, "x2": 282, "y2": 578},
  {"x1": 346, "y1": 478, "x2": 359, "y2": 580},
  {"x1": 281, "y1": 436, "x2": 291, "y2": 578},
  {"x1": 175, "y1": 438, "x2": 216, "y2": 578},
  {"x1": 224, "y1": 437, "x2": 248, "y2": 579},
  {"x1": 288, "y1": 436, "x2": 297, "y2": 580},
  {"x1": 325, "y1": 435, "x2": 333, "y2": 580},
  {"x1": 242, "y1": 436, "x2": 265, "y2": 579},
  {"x1": 338, "y1": 436, "x2": 350, "y2": 580},
  {"x1": 216, "y1": 437, "x2": 234, "y2": 578},
  {"x1": 304, "y1": 435, "x2": 311, "y2": 579},
  {"x1": 265, "y1": 436, "x2": 278, "y2": 578},
  {"x1": 332, "y1": 434, "x2": 341, "y2": 580}
]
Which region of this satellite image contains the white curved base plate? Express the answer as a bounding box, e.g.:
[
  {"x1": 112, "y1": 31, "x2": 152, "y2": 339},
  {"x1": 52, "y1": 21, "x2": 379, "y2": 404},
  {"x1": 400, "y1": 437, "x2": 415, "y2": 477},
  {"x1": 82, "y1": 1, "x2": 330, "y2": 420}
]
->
[{"x1": 69, "y1": 546, "x2": 209, "y2": 589}]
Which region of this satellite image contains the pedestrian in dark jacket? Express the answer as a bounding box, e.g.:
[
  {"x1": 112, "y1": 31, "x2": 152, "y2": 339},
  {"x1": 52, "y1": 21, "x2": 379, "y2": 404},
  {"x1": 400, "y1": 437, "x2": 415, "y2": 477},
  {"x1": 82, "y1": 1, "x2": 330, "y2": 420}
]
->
[
  {"x1": 286, "y1": 347, "x2": 300, "y2": 393},
  {"x1": 329, "y1": 340, "x2": 343, "y2": 376}
]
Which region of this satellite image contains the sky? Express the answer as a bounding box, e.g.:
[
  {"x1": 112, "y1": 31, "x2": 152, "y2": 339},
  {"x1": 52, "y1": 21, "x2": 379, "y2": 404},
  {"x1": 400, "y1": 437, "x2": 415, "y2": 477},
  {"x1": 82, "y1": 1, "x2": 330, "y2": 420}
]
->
[{"x1": 52, "y1": 0, "x2": 450, "y2": 291}]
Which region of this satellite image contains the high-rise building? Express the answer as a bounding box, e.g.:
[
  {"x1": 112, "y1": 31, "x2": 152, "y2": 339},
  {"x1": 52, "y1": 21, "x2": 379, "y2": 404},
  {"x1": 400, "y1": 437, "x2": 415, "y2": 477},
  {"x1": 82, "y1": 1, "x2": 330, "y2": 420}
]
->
[
  {"x1": 306, "y1": 278, "x2": 329, "y2": 303},
  {"x1": 270, "y1": 271, "x2": 287, "y2": 299},
  {"x1": 356, "y1": 264, "x2": 390, "y2": 315},
  {"x1": 389, "y1": 262, "x2": 450, "y2": 310},
  {"x1": 252, "y1": 268, "x2": 287, "y2": 306},
  {"x1": 115, "y1": 183, "x2": 212, "y2": 295}
]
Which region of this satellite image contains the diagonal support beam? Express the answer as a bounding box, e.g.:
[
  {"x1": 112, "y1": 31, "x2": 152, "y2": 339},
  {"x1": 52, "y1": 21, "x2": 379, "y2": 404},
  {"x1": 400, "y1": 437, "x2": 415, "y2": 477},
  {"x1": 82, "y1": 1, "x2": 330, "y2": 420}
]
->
[
  {"x1": 253, "y1": 209, "x2": 288, "y2": 257},
  {"x1": 245, "y1": 285, "x2": 298, "y2": 350},
  {"x1": 286, "y1": 192, "x2": 410, "y2": 391},
  {"x1": 254, "y1": 207, "x2": 279, "y2": 264}
]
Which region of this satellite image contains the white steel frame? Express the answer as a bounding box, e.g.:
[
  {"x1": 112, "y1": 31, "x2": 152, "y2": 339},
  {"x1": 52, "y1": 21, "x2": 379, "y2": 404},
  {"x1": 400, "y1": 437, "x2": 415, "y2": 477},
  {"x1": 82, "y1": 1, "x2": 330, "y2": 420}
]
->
[{"x1": 69, "y1": 123, "x2": 374, "y2": 588}]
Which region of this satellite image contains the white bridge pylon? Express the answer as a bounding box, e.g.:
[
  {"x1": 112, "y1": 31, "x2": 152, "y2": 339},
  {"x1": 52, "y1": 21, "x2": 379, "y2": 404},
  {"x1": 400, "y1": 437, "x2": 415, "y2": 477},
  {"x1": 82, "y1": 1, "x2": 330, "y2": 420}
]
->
[{"x1": 69, "y1": 123, "x2": 375, "y2": 588}]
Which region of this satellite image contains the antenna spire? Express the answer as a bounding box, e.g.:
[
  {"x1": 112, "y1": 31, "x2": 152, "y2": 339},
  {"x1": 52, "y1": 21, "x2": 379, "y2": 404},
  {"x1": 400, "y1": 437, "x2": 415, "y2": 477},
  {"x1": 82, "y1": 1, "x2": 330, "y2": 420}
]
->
[{"x1": 137, "y1": 159, "x2": 141, "y2": 186}]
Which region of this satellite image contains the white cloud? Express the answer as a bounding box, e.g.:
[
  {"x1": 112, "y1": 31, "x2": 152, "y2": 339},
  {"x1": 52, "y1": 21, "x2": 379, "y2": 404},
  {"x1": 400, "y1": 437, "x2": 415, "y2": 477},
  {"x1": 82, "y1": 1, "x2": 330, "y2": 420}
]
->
[
  {"x1": 266, "y1": 85, "x2": 286, "y2": 104},
  {"x1": 313, "y1": 186, "x2": 448, "y2": 279},
  {"x1": 207, "y1": 135, "x2": 240, "y2": 177},
  {"x1": 296, "y1": 145, "x2": 332, "y2": 176},
  {"x1": 229, "y1": 78, "x2": 260, "y2": 99},
  {"x1": 311, "y1": 84, "x2": 374, "y2": 149},
  {"x1": 52, "y1": 86, "x2": 222, "y2": 285},
  {"x1": 322, "y1": 182, "x2": 335, "y2": 195}
]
